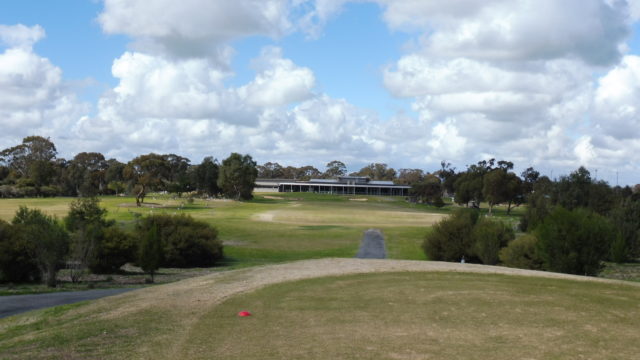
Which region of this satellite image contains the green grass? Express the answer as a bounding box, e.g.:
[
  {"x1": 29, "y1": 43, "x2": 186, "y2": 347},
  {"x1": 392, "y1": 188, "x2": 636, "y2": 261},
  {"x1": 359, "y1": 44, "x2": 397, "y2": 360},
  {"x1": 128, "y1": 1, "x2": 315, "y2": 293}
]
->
[
  {"x1": 186, "y1": 272, "x2": 640, "y2": 360},
  {"x1": 0, "y1": 193, "x2": 451, "y2": 268}
]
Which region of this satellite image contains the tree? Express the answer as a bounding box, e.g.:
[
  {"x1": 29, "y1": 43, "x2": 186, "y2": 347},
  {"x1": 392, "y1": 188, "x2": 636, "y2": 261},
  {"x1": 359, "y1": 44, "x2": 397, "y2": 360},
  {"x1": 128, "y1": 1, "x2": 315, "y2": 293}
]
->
[
  {"x1": 64, "y1": 197, "x2": 109, "y2": 282},
  {"x1": 482, "y1": 169, "x2": 509, "y2": 215},
  {"x1": 519, "y1": 176, "x2": 553, "y2": 232},
  {"x1": 422, "y1": 208, "x2": 479, "y2": 262},
  {"x1": 396, "y1": 169, "x2": 424, "y2": 185},
  {"x1": 138, "y1": 224, "x2": 162, "y2": 283},
  {"x1": 193, "y1": 157, "x2": 220, "y2": 197},
  {"x1": 436, "y1": 161, "x2": 457, "y2": 195},
  {"x1": 499, "y1": 234, "x2": 543, "y2": 270},
  {"x1": 471, "y1": 218, "x2": 514, "y2": 265},
  {"x1": 554, "y1": 166, "x2": 592, "y2": 210},
  {"x1": 411, "y1": 174, "x2": 443, "y2": 205},
  {"x1": 137, "y1": 214, "x2": 222, "y2": 268},
  {"x1": 165, "y1": 154, "x2": 192, "y2": 196},
  {"x1": 0, "y1": 136, "x2": 57, "y2": 178},
  {"x1": 352, "y1": 163, "x2": 396, "y2": 181},
  {"x1": 257, "y1": 162, "x2": 284, "y2": 178},
  {"x1": 124, "y1": 153, "x2": 171, "y2": 206},
  {"x1": 608, "y1": 198, "x2": 640, "y2": 262},
  {"x1": 217, "y1": 153, "x2": 258, "y2": 200},
  {"x1": 68, "y1": 152, "x2": 108, "y2": 196},
  {"x1": 0, "y1": 219, "x2": 41, "y2": 283},
  {"x1": 520, "y1": 167, "x2": 540, "y2": 196},
  {"x1": 324, "y1": 160, "x2": 347, "y2": 178},
  {"x1": 535, "y1": 207, "x2": 614, "y2": 276},
  {"x1": 12, "y1": 207, "x2": 69, "y2": 287}
]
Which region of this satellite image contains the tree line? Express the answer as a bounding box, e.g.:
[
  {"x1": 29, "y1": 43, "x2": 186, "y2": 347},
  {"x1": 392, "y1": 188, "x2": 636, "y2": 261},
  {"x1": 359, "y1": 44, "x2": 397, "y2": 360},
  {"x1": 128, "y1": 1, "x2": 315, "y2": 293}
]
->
[
  {"x1": 0, "y1": 136, "x2": 258, "y2": 203},
  {"x1": 424, "y1": 165, "x2": 640, "y2": 276},
  {"x1": 0, "y1": 197, "x2": 223, "y2": 287}
]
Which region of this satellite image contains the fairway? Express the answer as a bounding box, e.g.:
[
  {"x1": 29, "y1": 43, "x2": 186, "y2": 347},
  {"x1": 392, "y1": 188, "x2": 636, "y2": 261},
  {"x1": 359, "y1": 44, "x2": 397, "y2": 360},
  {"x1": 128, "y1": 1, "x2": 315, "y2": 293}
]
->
[
  {"x1": 0, "y1": 193, "x2": 445, "y2": 265},
  {"x1": 1, "y1": 259, "x2": 638, "y2": 359}
]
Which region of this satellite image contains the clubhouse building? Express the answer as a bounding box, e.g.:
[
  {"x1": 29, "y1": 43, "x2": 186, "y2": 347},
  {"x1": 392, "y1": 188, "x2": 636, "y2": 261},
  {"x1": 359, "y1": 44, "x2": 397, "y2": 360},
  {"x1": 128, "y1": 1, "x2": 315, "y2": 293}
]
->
[{"x1": 256, "y1": 176, "x2": 410, "y2": 196}]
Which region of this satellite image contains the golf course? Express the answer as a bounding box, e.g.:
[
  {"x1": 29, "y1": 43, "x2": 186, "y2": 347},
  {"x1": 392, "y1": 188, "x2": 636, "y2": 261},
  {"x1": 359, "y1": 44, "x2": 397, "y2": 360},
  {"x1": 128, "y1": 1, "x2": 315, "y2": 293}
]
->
[{"x1": 1, "y1": 194, "x2": 639, "y2": 359}]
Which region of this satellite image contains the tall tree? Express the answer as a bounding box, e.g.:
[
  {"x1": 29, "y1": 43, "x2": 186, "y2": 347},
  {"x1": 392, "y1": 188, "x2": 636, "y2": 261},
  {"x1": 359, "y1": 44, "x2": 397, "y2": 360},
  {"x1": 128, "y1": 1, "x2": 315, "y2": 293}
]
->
[
  {"x1": 64, "y1": 197, "x2": 109, "y2": 282},
  {"x1": 217, "y1": 153, "x2": 258, "y2": 200},
  {"x1": 324, "y1": 160, "x2": 347, "y2": 178},
  {"x1": 0, "y1": 136, "x2": 57, "y2": 178},
  {"x1": 193, "y1": 156, "x2": 220, "y2": 197},
  {"x1": 396, "y1": 169, "x2": 424, "y2": 185},
  {"x1": 352, "y1": 163, "x2": 397, "y2": 181},
  {"x1": 124, "y1": 153, "x2": 170, "y2": 206}
]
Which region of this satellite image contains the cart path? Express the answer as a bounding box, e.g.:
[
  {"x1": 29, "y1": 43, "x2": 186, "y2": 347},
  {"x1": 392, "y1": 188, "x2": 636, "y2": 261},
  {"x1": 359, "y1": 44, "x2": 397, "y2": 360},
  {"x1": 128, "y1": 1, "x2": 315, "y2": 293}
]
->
[
  {"x1": 0, "y1": 288, "x2": 138, "y2": 319},
  {"x1": 355, "y1": 229, "x2": 386, "y2": 259}
]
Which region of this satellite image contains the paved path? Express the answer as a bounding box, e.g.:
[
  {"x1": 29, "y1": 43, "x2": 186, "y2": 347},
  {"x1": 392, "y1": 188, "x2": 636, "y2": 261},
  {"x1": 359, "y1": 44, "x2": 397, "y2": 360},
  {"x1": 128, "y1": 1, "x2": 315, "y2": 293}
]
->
[
  {"x1": 355, "y1": 229, "x2": 386, "y2": 259},
  {"x1": 0, "y1": 288, "x2": 138, "y2": 319}
]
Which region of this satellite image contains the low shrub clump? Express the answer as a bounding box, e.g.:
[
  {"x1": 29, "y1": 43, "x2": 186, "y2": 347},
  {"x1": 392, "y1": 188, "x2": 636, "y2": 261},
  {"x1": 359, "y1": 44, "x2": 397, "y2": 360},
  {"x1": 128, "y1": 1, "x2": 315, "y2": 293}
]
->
[
  {"x1": 136, "y1": 214, "x2": 223, "y2": 268},
  {"x1": 423, "y1": 208, "x2": 514, "y2": 265}
]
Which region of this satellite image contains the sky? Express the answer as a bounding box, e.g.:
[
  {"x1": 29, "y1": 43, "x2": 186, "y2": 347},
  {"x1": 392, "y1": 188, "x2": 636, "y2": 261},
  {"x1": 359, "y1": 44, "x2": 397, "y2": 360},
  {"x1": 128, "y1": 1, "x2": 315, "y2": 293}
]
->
[{"x1": 1, "y1": 0, "x2": 640, "y2": 185}]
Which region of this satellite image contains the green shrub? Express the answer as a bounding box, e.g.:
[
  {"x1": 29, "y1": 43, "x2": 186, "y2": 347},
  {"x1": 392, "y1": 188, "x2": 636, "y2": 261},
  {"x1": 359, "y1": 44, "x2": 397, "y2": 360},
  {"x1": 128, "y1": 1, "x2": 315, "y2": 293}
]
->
[
  {"x1": 136, "y1": 214, "x2": 223, "y2": 267},
  {"x1": 535, "y1": 207, "x2": 614, "y2": 276},
  {"x1": 499, "y1": 234, "x2": 543, "y2": 270},
  {"x1": 423, "y1": 208, "x2": 479, "y2": 262},
  {"x1": 471, "y1": 218, "x2": 514, "y2": 265},
  {"x1": 12, "y1": 207, "x2": 69, "y2": 287},
  {"x1": 139, "y1": 224, "x2": 162, "y2": 282},
  {"x1": 89, "y1": 226, "x2": 136, "y2": 274},
  {"x1": 0, "y1": 220, "x2": 41, "y2": 283}
]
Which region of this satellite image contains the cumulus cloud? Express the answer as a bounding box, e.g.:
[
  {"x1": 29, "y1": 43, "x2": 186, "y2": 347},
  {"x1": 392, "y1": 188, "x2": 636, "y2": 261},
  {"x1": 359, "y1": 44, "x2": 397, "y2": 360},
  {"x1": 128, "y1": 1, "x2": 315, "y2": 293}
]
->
[
  {"x1": 238, "y1": 46, "x2": 316, "y2": 107},
  {"x1": 0, "y1": 24, "x2": 88, "y2": 150},
  {"x1": 98, "y1": 0, "x2": 297, "y2": 60},
  {"x1": 379, "y1": 0, "x2": 629, "y2": 66},
  {"x1": 0, "y1": 23, "x2": 45, "y2": 48},
  {"x1": 87, "y1": 0, "x2": 640, "y2": 181}
]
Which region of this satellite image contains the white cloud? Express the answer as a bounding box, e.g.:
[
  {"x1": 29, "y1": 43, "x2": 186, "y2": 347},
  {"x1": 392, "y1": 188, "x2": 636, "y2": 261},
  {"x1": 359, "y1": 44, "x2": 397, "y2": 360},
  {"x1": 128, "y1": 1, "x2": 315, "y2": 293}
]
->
[
  {"x1": 0, "y1": 23, "x2": 45, "y2": 48},
  {"x1": 98, "y1": 0, "x2": 295, "y2": 59},
  {"x1": 379, "y1": 0, "x2": 629, "y2": 66},
  {"x1": 238, "y1": 47, "x2": 316, "y2": 107},
  {"x1": 594, "y1": 55, "x2": 640, "y2": 139},
  {"x1": 0, "y1": 25, "x2": 88, "y2": 150}
]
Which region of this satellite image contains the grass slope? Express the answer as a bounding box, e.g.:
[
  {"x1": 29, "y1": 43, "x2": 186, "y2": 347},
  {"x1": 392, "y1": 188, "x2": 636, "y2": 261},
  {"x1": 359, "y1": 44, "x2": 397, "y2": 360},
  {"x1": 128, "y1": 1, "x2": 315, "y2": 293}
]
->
[{"x1": 1, "y1": 259, "x2": 638, "y2": 359}]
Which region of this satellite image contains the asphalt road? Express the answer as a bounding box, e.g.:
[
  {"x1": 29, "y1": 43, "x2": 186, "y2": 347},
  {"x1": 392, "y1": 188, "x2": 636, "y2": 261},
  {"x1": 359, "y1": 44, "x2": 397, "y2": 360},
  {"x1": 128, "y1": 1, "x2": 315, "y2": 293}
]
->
[
  {"x1": 355, "y1": 229, "x2": 387, "y2": 259},
  {"x1": 0, "y1": 288, "x2": 137, "y2": 319}
]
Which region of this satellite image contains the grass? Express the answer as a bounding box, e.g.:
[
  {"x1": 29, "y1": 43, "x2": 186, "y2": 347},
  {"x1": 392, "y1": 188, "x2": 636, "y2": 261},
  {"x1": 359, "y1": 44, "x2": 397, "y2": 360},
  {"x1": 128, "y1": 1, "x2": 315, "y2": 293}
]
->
[
  {"x1": 186, "y1": 273, "x2": 640, "y2": 360},
  {"x1": 1, "y1": 266, "x2": 639, "y2": 359},
  {"x1": 0, "y1": 193, "x2": 447, "y2": 269}
]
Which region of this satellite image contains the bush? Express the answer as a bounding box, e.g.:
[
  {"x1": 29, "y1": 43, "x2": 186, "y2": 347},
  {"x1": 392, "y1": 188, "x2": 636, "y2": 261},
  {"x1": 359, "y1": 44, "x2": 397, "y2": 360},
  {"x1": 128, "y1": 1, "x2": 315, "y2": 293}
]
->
[
  {"x1": 12, "y1": 207, "x2": 70, "y2": 287},
  {"x1": 535, "y1": 207, "x2": 614, "y2": 276},
  {"x1": 89, "y1": 226, "x2": 136, "y2": 274},
  {"x1": 0, "y1": 220, "x2": 41, "y2": 283},
  {"x1": 471, "y1": 218, "x2": 514, "y2": 265},
  {"x1": 136, "y1": 214, "x2": 223, "y2": 267},
  {"x1": 499, "y1": 234, "x2": 543, "y2": 270},
  {"x1": 423, "y1": 208, "x2": 479, "y2": 262}
]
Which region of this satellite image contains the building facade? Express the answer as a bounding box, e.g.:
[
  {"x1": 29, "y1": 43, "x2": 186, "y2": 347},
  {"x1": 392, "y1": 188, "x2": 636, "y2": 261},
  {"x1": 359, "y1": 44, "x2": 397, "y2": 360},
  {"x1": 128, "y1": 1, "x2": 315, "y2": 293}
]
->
[{"x1": 268, "y1": 176, "x2": 410, "y2": 196}]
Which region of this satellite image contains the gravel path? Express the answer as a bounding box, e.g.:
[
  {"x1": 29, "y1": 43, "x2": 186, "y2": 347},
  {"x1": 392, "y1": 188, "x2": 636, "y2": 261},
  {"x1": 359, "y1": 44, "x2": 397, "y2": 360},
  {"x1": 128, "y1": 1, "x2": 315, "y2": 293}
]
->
[
  {"x1": 355, "y1": 229, "x2": 386, "y2": 259},
  {"x1": 0, "y1": 288, "x2": 137, "y2": 319}
]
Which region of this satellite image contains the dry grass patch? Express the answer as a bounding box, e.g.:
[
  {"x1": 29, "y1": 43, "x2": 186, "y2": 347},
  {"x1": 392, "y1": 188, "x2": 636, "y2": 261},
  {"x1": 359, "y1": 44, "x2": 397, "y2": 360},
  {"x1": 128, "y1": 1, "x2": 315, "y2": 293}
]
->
[
  {"x1": 2, "y1": 259, "x2": 639, "y2": 359},
  {"x1": 187, "y1": 272, "x2": 640, "y2": 360}
]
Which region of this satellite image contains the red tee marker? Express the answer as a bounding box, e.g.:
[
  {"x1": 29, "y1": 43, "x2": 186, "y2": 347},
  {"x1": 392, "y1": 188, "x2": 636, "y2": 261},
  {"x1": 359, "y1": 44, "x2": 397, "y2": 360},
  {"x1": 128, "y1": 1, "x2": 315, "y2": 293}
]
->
[{"x1": 238, "y1": 311, "x2": 252, "y2": 317}]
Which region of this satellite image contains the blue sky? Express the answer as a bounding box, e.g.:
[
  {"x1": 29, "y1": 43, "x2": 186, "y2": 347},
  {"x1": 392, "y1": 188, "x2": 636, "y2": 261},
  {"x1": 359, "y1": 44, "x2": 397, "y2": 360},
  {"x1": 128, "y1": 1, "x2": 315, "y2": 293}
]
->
[{"x1": 1, "y1": 0, "x2": 640, "y2": 185}]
